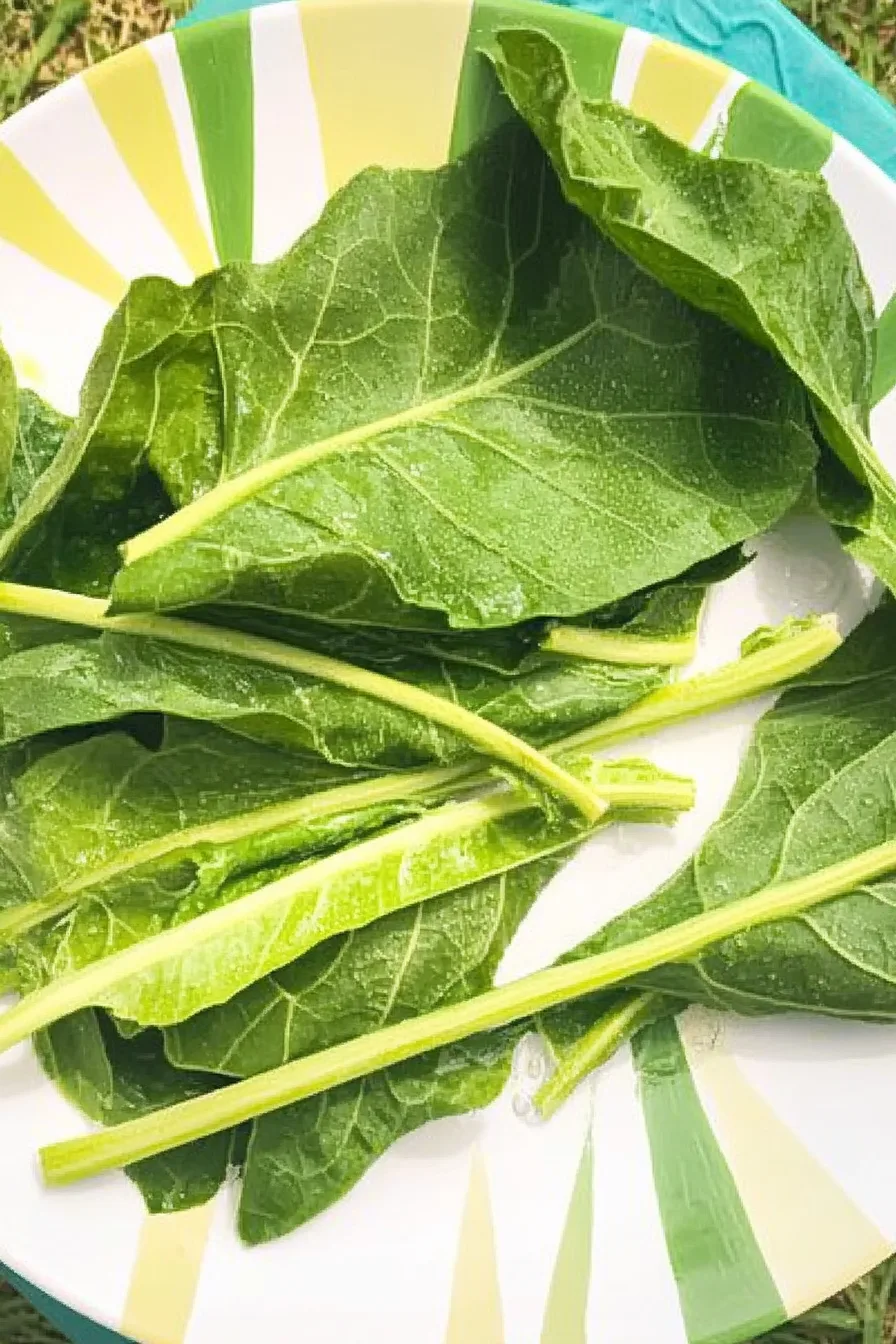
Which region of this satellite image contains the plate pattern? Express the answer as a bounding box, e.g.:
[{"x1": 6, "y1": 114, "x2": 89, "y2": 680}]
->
[{"x1": 1, "y1": 4, "x2": 896, "y2": 1341}]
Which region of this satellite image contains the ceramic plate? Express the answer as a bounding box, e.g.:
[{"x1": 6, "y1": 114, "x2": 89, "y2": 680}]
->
[{"x1": 2, "y1": 2, "x2": 896, "y2": 1341}]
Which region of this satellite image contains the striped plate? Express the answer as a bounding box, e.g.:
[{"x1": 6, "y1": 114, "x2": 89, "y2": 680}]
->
[{"x1": 1, "y1": 3, "x2": 896, "y2": 1342}]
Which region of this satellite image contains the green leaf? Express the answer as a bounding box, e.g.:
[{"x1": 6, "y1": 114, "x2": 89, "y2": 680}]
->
[
  {"x1": 488, "y1": 30, "x2": 896, "y2": 590},
  {"x1": 180, "y1": 857, "x2": 563, "y2": 1243},
  {"x1": 199, "y1": 544, "x2": 743, "y2": 677},
  {"x1": 0, "y1": 287, "x2": 186, "y2": 579},
  {"x1": 34, "y1": 122, "x2": 813, "y2": 628},
  {"x1": 0, "y1": 392, "x2": 65, "y2": 537},
  {"x1": 166, "y1": 854, "x2": 565, "y2": 1079},
  {"x1": 45, "y1": 814, "x2": 896, "y2": 1196},
  {"x1": 0, "y1": 582, "x2": 657, "y2": 821},
  {"x1": 1, "y1": 755, "x2": 691, "y2": 1044},
  {"x1": 0, "y1": 719, "x2": 440, "y2": 953},
  {"x1": 561, "y1": 599, "x2": 896, "y2": 1019},
  {"x1": 0, "y1": 582, "x2": 669, "y2": 780},
  {"x1": 30, "y1": 611, "x2": 848, "y2": 1218},
  {"x1": 37, "y1": 1009, "x2": 233, "y2": 1214},
  {"x1": 239, "y1": 1027, "x2": 522, "y2": 1244},
  {"x1": 0, "y1": 389, "x2": 169, "y2": 596},
  {"x1": 35, "y1": 606, "x2": 840, "y2": 1228}
]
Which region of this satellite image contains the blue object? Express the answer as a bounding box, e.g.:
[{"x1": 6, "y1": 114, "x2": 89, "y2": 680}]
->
[{"x1": 6, "y1": 0, "x2": 896, "y2": 1341}]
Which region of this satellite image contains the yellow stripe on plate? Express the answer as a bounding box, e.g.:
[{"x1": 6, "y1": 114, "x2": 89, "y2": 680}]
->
[
  {"x1": 690, "y1": 1035, "x2": 891, "y2": 1318},
  {"x1": 121, "y1": 1203, "x2": 216, "y2": 1344},
  {"x1": 299, "y1": 0, "x2": 474, "y2": 191},
  {"x1": 84, "y1": 45, "x2": 216, "y2": 278},
  {"x1": 630, "y1": 38, "x2": 730, "y2": 146},
  {"x1": 0, "y1": 145, "x2": 124, "y2": 304},
  {"x1": 444, "y1": 1147, "x2": 504, "y2": 1344}
]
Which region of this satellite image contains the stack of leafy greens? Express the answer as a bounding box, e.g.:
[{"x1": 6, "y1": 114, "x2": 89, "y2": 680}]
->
[{"x1": 0, "y1": 26, "x2": 894, "y2": 1246}]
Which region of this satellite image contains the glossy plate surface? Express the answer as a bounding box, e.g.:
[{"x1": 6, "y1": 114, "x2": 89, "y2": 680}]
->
[{"x1": 1, "y1": 3, "x2": 896, "y2": 1340}]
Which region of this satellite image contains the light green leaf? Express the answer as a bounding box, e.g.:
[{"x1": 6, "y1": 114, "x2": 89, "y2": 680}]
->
[
  {"x1": 3, "y1": 755, "x2": 691, "y2": 1043},
  {"x1": 488, "y1": 29, "x2": 896, "y2": 589},
  {"x1": 0, "y1": 393, "x2": 71, "y2": 590},
  {"x1": 0, "y1": 719, "x2": 438, "y2": 954}
]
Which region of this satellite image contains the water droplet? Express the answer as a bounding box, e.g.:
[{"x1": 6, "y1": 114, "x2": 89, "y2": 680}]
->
[{"x1": 512, "y1": 1092, "x2": 534, "y2": 1120}]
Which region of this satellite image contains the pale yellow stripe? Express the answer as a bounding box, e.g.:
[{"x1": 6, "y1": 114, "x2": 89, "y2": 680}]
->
[
  {"x1": 299, "y1": 0, "x2": 474, "y2": 191},
  {"x1": 444, "y1": 1147, "x2": 504, "y2": 1344},
  {"x1": 83, "y1": 47, "x2": 215, "y2": 277},
  {"x1": 0, "y1": 145, "x2": 124, "y2": 304},
  {"x1": 688, "y1": 1034, "x2": 890, "y2": 1318},
  {"x1": 630, "y1": 39, "x2": 730, "y2": 146},
  {"x1": 121, "y1": 1203, "x2": 216, "y2": 1344}
]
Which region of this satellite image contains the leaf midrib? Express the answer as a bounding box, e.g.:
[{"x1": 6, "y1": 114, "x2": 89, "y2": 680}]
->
[
  {"x1": 0, "y1": 764, "x2": 455, "y2": 945},
  {"x1": 123, "y1": 314, "x2": 608, "y2": 564}
]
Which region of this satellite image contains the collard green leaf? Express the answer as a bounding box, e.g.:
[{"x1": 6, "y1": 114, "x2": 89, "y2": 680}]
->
[
  {"x1": 488, "y1": 29, "x2": 896, "y2": 590},
  {"x1": 0, "y1": 291, "x2": 188, "y2": 579},
  {"x1": 178, "y1": 857, "x2": 563, "y2": 1243},
  {"x1": 199, "y1": 545, "x2": 741, "y2": 678},
  {"x1": 6, "y1": 756, "x2": 689, "y2": 1039},
  {"x1": 48, "y1": 122, "x2": 814, "y2": 627},
  {"x1": 239, "y1": 1026, "x2": 522, "y2": 1243},
  {"x1": 0, "y1": 720, "x2": 433, "y2": 954},
  {"x1": 0, "y1": 393, "x2": 67, "y2": 537},
  {"x1": 167, "y1": 854, "x2": 562, "y2": 1078},
  {"x1": 37, "y1": 1008, "x2": 232, "y2": 1214},
  {"x1": 0, "y1": 731, "x2": 102, "y2": 913},
  {"x1": 0, "y1": 390, "x2": 168, "y2": 596},
  {"x1": 0, "y1": 605, "x2": 667, "y2": 766},
  {"x1": 559, "y1": 600, "x2": 896, "y2": 1018},
  {"x1": 0, "y1": 584, "x2": 631, "y2": 824}
]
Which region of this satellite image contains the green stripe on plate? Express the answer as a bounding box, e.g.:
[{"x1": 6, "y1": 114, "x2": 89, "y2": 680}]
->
[
  {"x1": 174, "y1": 14, "x2": 254, "y2": 262},
  {"x1": 873, "y1": 291, "x2": 896, "y2": 407},
  {"x1": 632, "y1": 1018, "x2": 785, "y2": 1344},
  {"x1": 722, "y1": 82, "x2": 832, "y2": 173},
  {"x1": 540, "y1": 1127, "x2": 593, "y2": 1344},
  {"x1": 450, "y1": 0, "x2": 623, "y2": 159}
]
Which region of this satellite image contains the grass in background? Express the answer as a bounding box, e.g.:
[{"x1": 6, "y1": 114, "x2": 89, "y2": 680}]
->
[
  {"x1": 0, "y1": 1281, "x2": 65, "y2": 1344},
  {"x1": 0, "y1": 0, "x2": 185, "y2": 115},
  {"x1": 789, "y1": 0, "x2": 895, "y2": 98},
  {"x1": 0, "y1": 1, "x2": 893, "y2": 1342}
]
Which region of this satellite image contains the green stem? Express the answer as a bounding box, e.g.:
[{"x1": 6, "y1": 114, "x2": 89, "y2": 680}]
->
[
  {"x1": 535, "y1": 991, "x2": 665, "y2": 1119},
  {"x1": 557, "y1": 615, "x2": 841, "y2": 755},
  {"x1": 5, "y1": 0, "x2": 88, "y2": 114},
  {"x1": 542, "y1": 625, "x2": 696, "y2": 666},
  {"x1": 0, "y1": 602, "x2": 841, "y2": 946},
  {"x1": 0, "y1": 582, "x2": 603, "y2": 823},
  {"x1": 39, "y1": 836, "x2": 896, "y2": 1186},
  {"x1": 0, "y1": 765, "x2": 693, "y2": 1052},
  {"x1": 0, "y1": 761, "x2": 470, "y2": 946}
]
